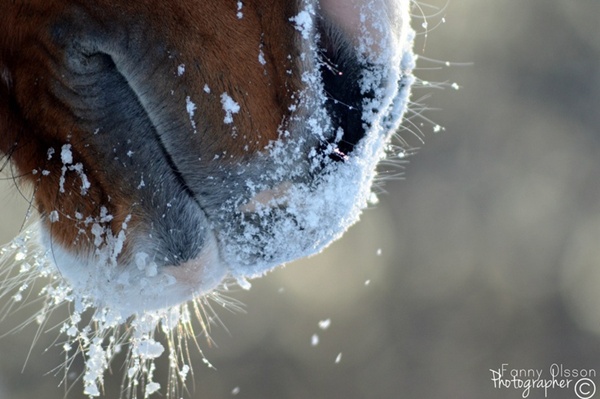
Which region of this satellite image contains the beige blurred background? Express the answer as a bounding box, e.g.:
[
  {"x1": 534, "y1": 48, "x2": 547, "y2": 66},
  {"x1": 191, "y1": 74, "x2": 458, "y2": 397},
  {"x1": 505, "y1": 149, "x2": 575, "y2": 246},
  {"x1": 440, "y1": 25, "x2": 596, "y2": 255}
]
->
[{"x1": 2, "y1": 1, "x2": 600, "y2": 398}]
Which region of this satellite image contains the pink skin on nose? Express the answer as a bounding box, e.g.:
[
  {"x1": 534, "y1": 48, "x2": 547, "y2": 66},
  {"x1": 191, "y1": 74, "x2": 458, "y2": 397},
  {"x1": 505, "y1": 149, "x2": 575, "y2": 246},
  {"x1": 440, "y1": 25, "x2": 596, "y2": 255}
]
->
[
  {"x1": 319, "y1": 0, "x2": 391, "y2": 54},
  {"x1": 320, "y1": 0, "x2": 365, "y2": 34}
]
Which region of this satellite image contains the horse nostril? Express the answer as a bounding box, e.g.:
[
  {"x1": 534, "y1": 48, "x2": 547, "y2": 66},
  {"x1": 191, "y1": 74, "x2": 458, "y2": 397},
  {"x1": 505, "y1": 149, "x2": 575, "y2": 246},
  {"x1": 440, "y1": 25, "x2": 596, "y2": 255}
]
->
[{"x1": 317, "y1": 21, "x2": 370, "y2": 160}]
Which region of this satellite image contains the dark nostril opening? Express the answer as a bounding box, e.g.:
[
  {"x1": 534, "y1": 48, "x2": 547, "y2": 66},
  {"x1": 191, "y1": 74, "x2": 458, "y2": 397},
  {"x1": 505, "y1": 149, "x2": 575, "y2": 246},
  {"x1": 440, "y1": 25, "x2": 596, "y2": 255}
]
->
[{"x1": 317, "y1": 21, "x2": 372, "y2": 161}]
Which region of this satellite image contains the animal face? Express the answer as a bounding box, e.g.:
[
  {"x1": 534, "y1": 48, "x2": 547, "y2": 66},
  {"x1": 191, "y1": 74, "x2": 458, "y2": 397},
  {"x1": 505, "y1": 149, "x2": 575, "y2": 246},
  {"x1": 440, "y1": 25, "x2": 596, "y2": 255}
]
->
[{"x1": 0, "y1": 0, "x2": 415, "y2": 316}]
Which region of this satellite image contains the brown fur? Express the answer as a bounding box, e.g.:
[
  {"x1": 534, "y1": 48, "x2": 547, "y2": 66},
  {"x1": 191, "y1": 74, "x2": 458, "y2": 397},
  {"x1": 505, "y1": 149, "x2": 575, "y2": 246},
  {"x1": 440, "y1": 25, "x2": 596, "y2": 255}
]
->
[{"x1": 0, "y1": 0, "x2": 302, "y2": 250}]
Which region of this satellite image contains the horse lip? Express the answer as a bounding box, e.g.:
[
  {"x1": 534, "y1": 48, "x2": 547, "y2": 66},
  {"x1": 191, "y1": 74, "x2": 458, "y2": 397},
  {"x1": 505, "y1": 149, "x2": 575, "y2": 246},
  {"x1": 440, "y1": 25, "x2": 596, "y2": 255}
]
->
[
  {"x1": 159, "y1": 233, "x2": 227, "y2": 302},
  {"x1": 42, "y1": 223, "x2": 227, "y2": 316}
]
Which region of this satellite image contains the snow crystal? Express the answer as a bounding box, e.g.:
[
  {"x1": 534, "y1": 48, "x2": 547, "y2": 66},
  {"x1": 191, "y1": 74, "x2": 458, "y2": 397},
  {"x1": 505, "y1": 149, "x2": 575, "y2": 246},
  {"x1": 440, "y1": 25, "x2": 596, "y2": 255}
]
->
[
  {"x1": 127, "y1": 366, "x2": 137, "y2": 379},
  {"x1": 185, "y1": 96, "x2": 198, "y2": 133},
  {"x1": 58, "y1": 145, "x2": 73, "y2": 193},
  {"x1": 83, "y1": 338, "x2": 109, "y2": 397},
  {"x1": 146, "y1": 382, "x2": 161, "y2": 395},
  {"x1": 318, "y1": 319, "x2": 331, "y2": 330},
  {"x1": 335, "y1": 353, "x2": 343, "y2": 364},
  {"x1": 232, "y1": 386, "x2": 241, "y2": 395},
  {"x1": 290, "y1": 6, "x2": 314, "y2": 40},
  {"x1": 49, "y1": 210, "x2": 59, "y2": 223},
  {"x1": 70, "y1": 163, "x2": 91, "y2": 195},
  {"x1": 57, "y1": 144, "x2": 91, "y2": 195},
  {"x1": 236, "y1": 1, "x2": 243, "y2": 19},
  {"x1": 135, "y1": 252, "x2": 149, "y2": 270},
  {"x1": 179, "y1": 364, "x2": 190, "y2": 382},
  {"x1": 66, "y1": 325, "x2": 78, "y2": 337},
  {"x1": 83, "y1": 384, "x2": 100, "y2": 397},
  {"x1": 61, "y1": 144, "x2": 73, "y2": 165},
  {"x1": 177, "y1": 64, "x2": 185, "y2": 76},
  {"x1": 236, "y1": 276, "x2": 252, "y2": 290},
  {"x1": 220, "y1": 92, "x2": 240, "y2": 124},
  {"x1": 35, "y1": 314, "x2": 45, "y2": 325},
  {"x1": 145, "y1": 262, "x2": 158, "y2": 277},
  {"x1": 311, "y1": 334, "x2": 319, "y2": 346},
  {"x1": 133, "y1": 339, "x2": 165, "y2": 359},
  {"x1": 258, "y1": 46, "x2": 266, "y2": 66}
]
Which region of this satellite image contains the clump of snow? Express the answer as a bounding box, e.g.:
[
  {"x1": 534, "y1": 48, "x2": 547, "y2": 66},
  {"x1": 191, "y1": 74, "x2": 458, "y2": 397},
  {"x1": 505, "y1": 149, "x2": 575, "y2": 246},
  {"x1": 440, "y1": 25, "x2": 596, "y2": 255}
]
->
[
  {"x1": 83, "y1": 338, "x2": 110, "y2": 397},
  {"x1": 236, "y1": 1, "x2": 243, "y2": 19},
  {"x1": 220, "y1": 93, "x2": 240, "y2": 124},
  {"x1": 61, "y1": 144, "x2": 73, "y2": 164},
  {"x1": 70, "y1": 162, "x2": 91, "y2": 195},
  {"x1": 311, "y1": 334, "x2": 319, "y2": 346},
  {"x1": 258, "y1": 48, "x2": 266, "y2": 66},
  {"x1": 58, "y1": 144, "x2": 91, "y2": 195},
  {"x1": 133, "y1": 339, "x2": 165, "y2": 359},
  {"x1": 49, "y1": 210, "x2": 59, "y2": 223},
  {"x1": 146, "y1": 382, "x2": 161, "y2": 395},
  {"x1": 236, "y1": 276, "x2": 252, "y2": 290},
  {"x1": 135, "y1": 252, "x2": 158, "y2": 277},
  {"x1": 335, "y1": 353, "x2": 343, "y2": 364},
  {"x1": 177, "y1": 64, "x2": 185, "y2": 76},
  {"x1": 290, "y1": 6, "x2": 315, "y2": 40},
  {"x1": 318, "y1": 319, "x2": 331, "y2": 330},
  {"x1": 185, "y1": 96, "x2": 198, "y2": 134}
]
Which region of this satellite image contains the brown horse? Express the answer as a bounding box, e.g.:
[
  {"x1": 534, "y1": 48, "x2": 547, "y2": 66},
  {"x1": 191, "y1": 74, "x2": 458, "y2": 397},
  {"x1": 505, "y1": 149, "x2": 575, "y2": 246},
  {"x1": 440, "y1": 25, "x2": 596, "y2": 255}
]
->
[{"x1": 0, "y1": 0, "x2": 415, "y2": 316}]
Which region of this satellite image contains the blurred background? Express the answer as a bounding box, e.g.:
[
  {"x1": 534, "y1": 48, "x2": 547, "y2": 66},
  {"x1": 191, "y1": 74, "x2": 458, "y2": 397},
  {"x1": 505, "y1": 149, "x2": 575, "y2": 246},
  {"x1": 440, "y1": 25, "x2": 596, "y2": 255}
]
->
[{"x1": 2, "y1": 0, "x2": 600, "y2": 398}]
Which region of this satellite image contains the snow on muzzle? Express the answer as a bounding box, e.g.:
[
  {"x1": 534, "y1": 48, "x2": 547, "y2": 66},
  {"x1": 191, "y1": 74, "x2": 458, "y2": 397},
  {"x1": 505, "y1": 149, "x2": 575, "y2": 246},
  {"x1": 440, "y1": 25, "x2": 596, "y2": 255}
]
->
[
  {"x1": 29, "y1": 0, "x2": 415, "y2": 318},
  {"x1": 211, "y1": 0, "x2": 415, "y2": 280},
  {"x1": 0, "y1": 0, "x2": 417, "y2": 397}
]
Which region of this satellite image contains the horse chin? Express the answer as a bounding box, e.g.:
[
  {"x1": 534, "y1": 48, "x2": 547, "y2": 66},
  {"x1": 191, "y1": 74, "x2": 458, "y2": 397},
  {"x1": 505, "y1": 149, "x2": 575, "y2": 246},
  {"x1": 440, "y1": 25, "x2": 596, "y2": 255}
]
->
[{"x1": 42, "y1": 226, "x2": 227, "y2": 316}]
